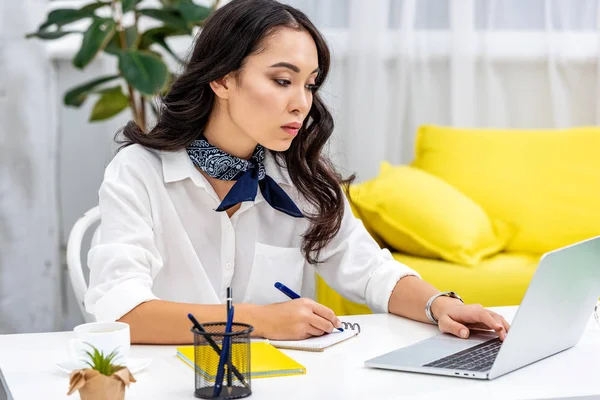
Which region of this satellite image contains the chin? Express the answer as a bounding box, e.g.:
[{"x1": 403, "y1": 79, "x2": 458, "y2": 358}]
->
[{"x1": 261, "y1": 137, "x2": 295, "y2": 152}]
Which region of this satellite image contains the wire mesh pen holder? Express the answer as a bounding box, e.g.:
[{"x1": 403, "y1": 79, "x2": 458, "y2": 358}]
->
[{"x1": 191, "y1": 322, "x2": 254, "y2": 399}]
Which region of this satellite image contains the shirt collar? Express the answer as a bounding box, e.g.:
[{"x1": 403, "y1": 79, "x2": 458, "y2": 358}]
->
[{"x1": 160, "y1": 148, "x2": 292, "y2": 187}]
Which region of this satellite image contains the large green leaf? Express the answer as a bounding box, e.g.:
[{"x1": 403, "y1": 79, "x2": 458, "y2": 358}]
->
[
  {"x1": 177, "y1": 2, "x2": 211, "y2": 23},
  {"x1": 39, "y1": 3, "x2": 107, "y2": 30},
  {"x1": 73, "y1": 18, "x2": 116, "y2": 69},
  {"x1": 64, "y1": 75, "x2": 120, "y2": 107},
  {"x1": 90, "y1": 86, "x2": 130, "y2": 121},
  {"x1": 137, "y1": 8, "x2": 190, "y2": 31},
  {"x1": 119, "y1": 50, "x2": 169, "y2": 95},
  {"x1": 26, "y1": 30, "x2": 81, "y2": 40},
  {"x1": 122, "y1": 0, "x2": 143, "y2": 13},
  {"x1": 80, "y1": 2, "x2": 111, "y2": 12},
  {"x1": 139, "y1": 26, "x2": 188, "y2": 63},
  {"x1": 104, "y1": 25, "x2": 138, "y2": 55},
  {"x1": 139, "y1": 26, "x2": 188, "y2": 48}
]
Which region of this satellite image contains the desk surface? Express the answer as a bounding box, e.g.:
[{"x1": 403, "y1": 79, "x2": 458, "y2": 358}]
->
[{"x1": 1, "y1": 307, "x2": 599, "y2": 400}]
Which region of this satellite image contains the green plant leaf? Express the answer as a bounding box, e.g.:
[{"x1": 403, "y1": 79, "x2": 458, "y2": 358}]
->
[
  {"x1": 177, "y1": 2, "x2": 211, "y2": 23},
  {"x1": 139, "y1": 26, "x2": 188, "y2": 48},
  {"x1": 64, "y1": 75, "x2": 120, "y2": 106},
  {"x1": 39, "y1": 5, "x2": 101, "y2": 30},
  {"x1": 89, "y1": 86, "x2": 130, "y2": 121},
  {"x1": 73, "y1": 18, "x2": 116, "y2": 69},
  {"x1": 104, "y1": 25, "x2": 138, "y2": 55},
  {"x1": 139, "y1": 26, "x2": 188, "y2": 63},
  {"x1": 80, "y1": 2, "x2": 111, "y2": 12},
  {"x1": 119, "y1": 50, "x2": 169, "y2": 95},
  {"x1": 26, "y1": 30, "x2": 81, "y2": 40},
  {"x1": 81, "y1": 343, "x2": 121, "y2": 376},
  {"x1": 122, "y1": 0, "x2": 143, "y2": 13},
  {"x1": 137, "y1": 8, "x2": 190, "y2": 31}
]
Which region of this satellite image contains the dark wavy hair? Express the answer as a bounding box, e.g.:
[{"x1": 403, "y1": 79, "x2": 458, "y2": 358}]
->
[{"x1": 118, "y1": 0, "x2": 354, "y2": 264}]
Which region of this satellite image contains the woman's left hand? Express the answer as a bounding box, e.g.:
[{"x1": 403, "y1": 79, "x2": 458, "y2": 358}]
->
[{"x1": 435, "y1": 302, "x2": 511, "y2": 341}]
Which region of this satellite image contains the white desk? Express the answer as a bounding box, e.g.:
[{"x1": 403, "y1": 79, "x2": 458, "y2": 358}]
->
[{"x1": 1, "y1": 307, "x2": 599, "y2": 400}]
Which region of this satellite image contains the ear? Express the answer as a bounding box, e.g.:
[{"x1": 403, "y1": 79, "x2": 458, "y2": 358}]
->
[{"x1": 209, "y1": 74, "x2": 234, "y2": 100}]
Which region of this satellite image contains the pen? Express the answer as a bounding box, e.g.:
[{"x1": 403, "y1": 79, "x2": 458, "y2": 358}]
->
[
  {"x1": 226, "y1": 288, "x2": 233, "y2": 392},
  {"x1": 213, "y1": 304, "x2": 234, "y2": 398},
  {"x1": 274, "y1": 281, "x2": 344, "y2": 332},
  {"x1": 187, "y1": 313, "x2": 249, "y2": 389}
]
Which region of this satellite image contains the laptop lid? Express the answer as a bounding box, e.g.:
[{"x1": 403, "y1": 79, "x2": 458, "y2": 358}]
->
[{"x1": 488, "y1": 235, "x2": 600, "y2": 379}]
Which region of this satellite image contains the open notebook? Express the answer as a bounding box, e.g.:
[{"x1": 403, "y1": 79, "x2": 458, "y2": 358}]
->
[
  {"x1": 176, "y1": 342, "x2": 305, "y2": 379},
  {"x1": 267, "y1": 323, "x2": 361, "y2": 352}
]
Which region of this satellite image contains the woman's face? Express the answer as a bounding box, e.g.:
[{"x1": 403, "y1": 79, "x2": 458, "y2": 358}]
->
[{"x1": 223, "y1": 28, "x2": 320, "y2": 152}]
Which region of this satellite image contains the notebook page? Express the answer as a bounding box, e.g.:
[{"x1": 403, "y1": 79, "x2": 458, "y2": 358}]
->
[{"x1": 268, "y1": 328, "x2": 359, "y2": 351}]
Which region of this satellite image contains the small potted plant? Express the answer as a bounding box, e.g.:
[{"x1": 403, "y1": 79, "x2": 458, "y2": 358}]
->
[{"x1": 67, "y1": 344, "x2": 136, "y2": 400}]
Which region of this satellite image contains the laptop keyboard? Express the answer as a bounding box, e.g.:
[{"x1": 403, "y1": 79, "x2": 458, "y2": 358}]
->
[{"x1": 423, "y1": 338, "x2": 502, "y2": 372}]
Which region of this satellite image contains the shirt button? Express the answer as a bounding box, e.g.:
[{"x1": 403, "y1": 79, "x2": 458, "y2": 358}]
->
[{"x1": 226, "y1": 262, "x2": 232, "y2": 269}]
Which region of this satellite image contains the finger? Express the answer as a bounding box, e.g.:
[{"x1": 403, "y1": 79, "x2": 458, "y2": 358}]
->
[
  {"x1": 494, "y1": 315, "x2": 510, "y2": 341},
  {"x1": 487, "y1": 310, "x2": 510, "y2": 327},
  {"x1": 309, "y1": 313, "x2": 335, "y2": 334},
  {"x1": 306, "y1": 324, "x2": 326, "y2": 337},
  {"x1": 309, "y1": 301, "x2": 341, "y2": 328},
  {"x1": 487, "y1": 311, "x2": 510, "y2": 339},
  {"x1": 500, "y1": 316, "x2": 511, "y2": 332},
  {"x1": 438, "y1": 314, "x2": 470, "y2": 339},
  {"x1": 475, "y1": 308, "x2": 504, "y2": 332}
]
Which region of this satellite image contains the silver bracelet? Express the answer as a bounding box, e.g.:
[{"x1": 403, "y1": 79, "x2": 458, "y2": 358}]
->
[{"x1": 425, "y1": 291, "x2": 464, "y2": 324}]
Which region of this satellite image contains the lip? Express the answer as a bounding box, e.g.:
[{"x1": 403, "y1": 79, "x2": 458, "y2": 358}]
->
[
  {"x1": 281, "y1": 122, "x2": 302, "y2": 129},
  {"x1": 281, "y1": 126, "x2": 299, "y2": 136}
]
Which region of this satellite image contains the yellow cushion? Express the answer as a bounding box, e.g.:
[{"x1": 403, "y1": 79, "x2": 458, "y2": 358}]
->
[
  {"x1": 412, "y1": 125, "x2": 600, "y2": 253},
  {"x1": 347, "y1": 188, "x2": 386, "y2": 248},
  {"x1": 315, "y1": 251, "x2": 539, "y2": 314},
  {"x1": 348, "y1": 163, "x2": 515, "y2": 266},
  {"x1": 315, "y1": 275, "x2": 372, "y2": 316},
  {"x1": 392, "y1": 252, "x2": 539, "y2": 307}
]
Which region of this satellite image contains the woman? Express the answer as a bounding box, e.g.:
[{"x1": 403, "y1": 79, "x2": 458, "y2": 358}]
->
[{"x1": 86, "y1": 0, "x2": 509, "y2": 344}]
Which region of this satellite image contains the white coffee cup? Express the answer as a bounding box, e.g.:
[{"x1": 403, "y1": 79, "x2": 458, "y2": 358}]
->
[{"x1": 69, "y1": 322, "x2": 131, "y2": 367}]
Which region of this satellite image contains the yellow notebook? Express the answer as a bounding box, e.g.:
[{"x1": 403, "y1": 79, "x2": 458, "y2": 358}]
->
[{"x1": 176, "y1": 341, "x2": 306, "y2": 379}]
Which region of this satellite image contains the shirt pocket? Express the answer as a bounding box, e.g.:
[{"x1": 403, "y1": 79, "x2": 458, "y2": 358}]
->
[{"x1": 243, "y1": 243, "x2": 305, "y2": 305}]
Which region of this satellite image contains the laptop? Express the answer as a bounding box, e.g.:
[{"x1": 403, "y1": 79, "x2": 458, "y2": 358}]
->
[{"x1": 364, "y1": 235, "x2": 600, "y2": 380}]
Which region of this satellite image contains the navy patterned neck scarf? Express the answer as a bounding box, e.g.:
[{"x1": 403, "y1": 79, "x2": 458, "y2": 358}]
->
[{"x1": 186, "y1": 137, "x2": 304, "y2": 218}]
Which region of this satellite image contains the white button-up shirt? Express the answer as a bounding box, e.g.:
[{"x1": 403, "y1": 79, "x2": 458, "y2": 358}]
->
[{"x1": 85, "y1": 144, "x2": 420, "y2": 322}]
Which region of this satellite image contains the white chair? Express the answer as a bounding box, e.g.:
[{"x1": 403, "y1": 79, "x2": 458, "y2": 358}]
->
[{"x1": 66, "y1": 206, "x2": 100, "y2": 323}]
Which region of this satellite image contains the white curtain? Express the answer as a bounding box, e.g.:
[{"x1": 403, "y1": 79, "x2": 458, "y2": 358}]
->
[
  {"x1": 283, "y1": 0, "x2": 600, "y2": 181},
  {"x1": 0, "y1": 0, "x2": 61, "y2": 333}
]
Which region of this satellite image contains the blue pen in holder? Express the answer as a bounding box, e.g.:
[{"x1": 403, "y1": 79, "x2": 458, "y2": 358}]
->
[{"x1": 191, "y1": 322, "x2": 253, "y2": 399}]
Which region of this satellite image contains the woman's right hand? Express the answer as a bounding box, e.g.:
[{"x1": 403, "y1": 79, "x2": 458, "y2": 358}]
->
[{"x1": 252, "y1": 298, "x2": 343, "y2": 340}]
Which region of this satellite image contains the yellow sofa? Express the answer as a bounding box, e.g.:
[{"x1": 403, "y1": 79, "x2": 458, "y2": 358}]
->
[{"x1": 317, "y1": 125, "x2": 600, "y2": 315}]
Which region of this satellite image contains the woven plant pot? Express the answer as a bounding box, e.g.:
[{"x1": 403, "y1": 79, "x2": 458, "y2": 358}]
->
[{"x1": 67, "y1": 367, "x2": 136, "y2": 400}]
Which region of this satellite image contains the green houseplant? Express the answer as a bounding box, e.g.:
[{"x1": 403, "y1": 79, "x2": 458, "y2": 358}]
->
[
  {"x1": 67, "y1": 344, "x2": 136, "y2": 400},
  {"x1": 26, "y1": 0, "x2": 219, "y2": 132}
]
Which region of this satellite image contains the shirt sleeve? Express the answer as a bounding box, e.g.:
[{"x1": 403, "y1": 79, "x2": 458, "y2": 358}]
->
[
  {"x1": 315, "y1": 193, "x2": 421, "y2": 313},
  {"x1": 85, "y1": 150, "x2": 161, "y2": 322}
]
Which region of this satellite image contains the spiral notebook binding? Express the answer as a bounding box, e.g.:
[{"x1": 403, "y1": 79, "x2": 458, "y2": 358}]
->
[{"x1": 340, "y1": 322, "x2": 361, "y2": 333}]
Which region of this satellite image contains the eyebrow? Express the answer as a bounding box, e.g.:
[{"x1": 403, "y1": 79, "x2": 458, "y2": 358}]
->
[{"x1": 269, "y1": 62, "x2": 320, "y2": 75}]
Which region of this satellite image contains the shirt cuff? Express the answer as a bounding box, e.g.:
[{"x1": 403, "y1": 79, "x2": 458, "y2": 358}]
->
[
  {"x1": 365, "y1": 258, "x2": 421, "y2": 313},
  {"x1": 90, "y1": 279, "x2": 159, "y2": 322}
]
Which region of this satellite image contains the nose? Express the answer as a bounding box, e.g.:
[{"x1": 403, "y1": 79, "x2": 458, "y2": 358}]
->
[{"x1": 289, "y1": 86, "x2": 312, "y2": 116}]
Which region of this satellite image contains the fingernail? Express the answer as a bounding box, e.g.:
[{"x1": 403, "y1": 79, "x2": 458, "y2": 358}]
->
[
  {"x1": 497, "y1": 324, "x2": 503, "y2": 330},
  {"x1": 460, "y1": 329, "x2": 468, "y2": 338}
]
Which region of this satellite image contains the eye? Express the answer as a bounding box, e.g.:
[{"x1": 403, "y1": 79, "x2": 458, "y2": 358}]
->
[
  {"x1": 305, "y1": 84, "x2": 319, "y2": 92},
  {"x1": 275, "y1": 79, "x2": 291, "y2": 87}
]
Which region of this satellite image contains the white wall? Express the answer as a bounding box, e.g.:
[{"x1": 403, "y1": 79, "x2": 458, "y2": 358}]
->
[
  {"x1": 0, "y1": 0, "x2": 62, "y2": 335},
  {"x1": 55, "y1": 57, "x2": 131, "y2": 330}
]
